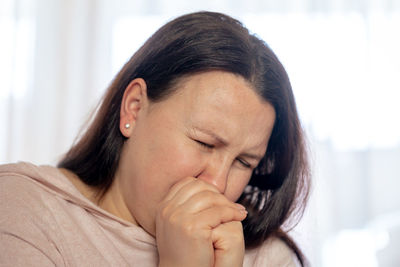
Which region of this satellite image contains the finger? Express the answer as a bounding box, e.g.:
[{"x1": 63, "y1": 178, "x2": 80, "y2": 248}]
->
[
  {"x1": 212, "y1": 222, "x2": 245, "y2": 267},
  {"x1": 193, "y1": 205, "x2": 248, "y2": 229},
  {"x1": 163, "y1": 178, "x2": 221, "y2": 208},
  {"x1": 212, "y1": 221, "x2": 244, "y2": 247},
  {"x1": 178, "y1": 190, "x2": 246, "y2": 214},
  {"x1": 162, "y1": 177, "x2": 197, "y2": 203}
]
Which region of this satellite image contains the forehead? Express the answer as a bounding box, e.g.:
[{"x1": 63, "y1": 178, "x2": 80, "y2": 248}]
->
[
  {"x1": 176, "y1": 71, "x2": 253, "y2": 100},
  {"x1": 159, "y1": 71, "x2": 276, "y2": 149}
]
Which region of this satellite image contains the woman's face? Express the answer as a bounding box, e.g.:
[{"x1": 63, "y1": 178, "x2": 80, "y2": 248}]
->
[{"x1": 117, "y1": 71, "x2": 276, "y2": 236}]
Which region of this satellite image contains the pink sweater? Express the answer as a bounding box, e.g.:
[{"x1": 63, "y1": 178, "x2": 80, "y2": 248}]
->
[{"x1": 0, "y1": 162, "x2": 299, "y2": 266}]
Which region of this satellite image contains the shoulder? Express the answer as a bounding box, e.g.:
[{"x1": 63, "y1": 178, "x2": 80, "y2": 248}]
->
[
  {"x1": 0, "y1": 162, "x2": 65, "y2": 265},
  {"x1": 0, "y1": 162, "x2": 76, "y2": 228},
  {"x1": 0, "y1": 162, "x2": 55, "y2": 211},
  {"x1": 244, "y1": 237, "x2": 301, "y2": 267},
  {"x1": 0, "y1": 162, "x2": 63, "y2": 235},
  {"x1": 1, "y1": 162, "x2": 47, "y2": 205}
]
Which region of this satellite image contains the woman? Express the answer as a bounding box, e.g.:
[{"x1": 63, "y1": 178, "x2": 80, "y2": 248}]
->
[{"x1": 0, "y1": 11, "x2": 310, "y2": 266}]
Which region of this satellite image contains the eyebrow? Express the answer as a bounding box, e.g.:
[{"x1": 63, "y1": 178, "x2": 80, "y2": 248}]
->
[
  {"x1": 193, "y1": 126, "x2": 265, "y2": 161},
  {"x1": 193, "y1": 126, "x2": 229, "y2": 146},
  {"x1": 241, "y1": 152, "x2": 265, "y2": 162}
]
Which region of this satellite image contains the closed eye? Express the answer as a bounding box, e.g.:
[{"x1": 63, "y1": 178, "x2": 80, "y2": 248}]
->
[
  {"x1": 195, "y1": 140, "x2": 214, "y2": 149},
  {"x1": 237, "y1": 158, "x2": 252, "y2": 168}
]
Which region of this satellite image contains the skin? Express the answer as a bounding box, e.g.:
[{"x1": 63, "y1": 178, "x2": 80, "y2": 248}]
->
[{"x1": 63, "y1": 71, "x2": 276, "y2": 267}]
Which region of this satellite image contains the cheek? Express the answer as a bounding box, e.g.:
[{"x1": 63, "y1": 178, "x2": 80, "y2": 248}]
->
[
  {"x1": 225, "y1": 173, "x2": 252, "y2": 202},
  {"x1": 160, "y1": 142, "x2": 202, "y2": 179},
  {"x1": 145, "y1": 135, "x2": 205, "y2": 194}
]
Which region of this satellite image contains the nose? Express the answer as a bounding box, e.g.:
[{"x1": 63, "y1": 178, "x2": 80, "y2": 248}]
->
[{"x1": 196, "y1": 155, "x2": 231, "y2": 194}]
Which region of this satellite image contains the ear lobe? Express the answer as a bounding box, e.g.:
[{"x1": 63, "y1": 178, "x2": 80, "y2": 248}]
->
[{"x1": 119, "y1": 78, "x2": 148, "y2": 137}]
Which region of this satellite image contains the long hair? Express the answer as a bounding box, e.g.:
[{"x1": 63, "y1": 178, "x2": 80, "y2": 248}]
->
[{"x1": 58, "y1": 11, "x2": 310, "y2": 265}]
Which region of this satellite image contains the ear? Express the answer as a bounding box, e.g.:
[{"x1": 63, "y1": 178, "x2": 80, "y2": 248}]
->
[{"x1": 119, "y1": 78, "x2": 148, "y2": 138}]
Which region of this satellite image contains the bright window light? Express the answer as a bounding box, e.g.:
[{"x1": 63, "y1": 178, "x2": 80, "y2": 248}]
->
[
  {"x1": 112, "y1": 13, "x2": 400, "y2": 151},
  {"x1": 0, "y1": 0, "x2": 35, "y2": 100}
]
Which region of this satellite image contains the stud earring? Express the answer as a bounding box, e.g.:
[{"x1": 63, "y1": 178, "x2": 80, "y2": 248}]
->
[{"x1": 124, "y1": 123, "x2": 131, "y2": 129}]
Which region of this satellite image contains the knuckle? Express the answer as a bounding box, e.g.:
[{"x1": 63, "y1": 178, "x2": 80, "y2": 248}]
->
[
  {"x1": 201, "y1": 190, "x2": 226, "y2": 204},
  {"x1": 157, "y1": 202, "x2": 170, "y2": 219},
  {"x1": 184, "y1": 176, "x2": 196, "y2": 183},
  {"x1": 167, "y1": 210, "x2": 180, "y2": 225},
  {"x1": 181, "y1": 219, "x2": 197, "y2": 235},
  {"x1": 222, "y1": 206, "x2": 237, "y2": 216},
  {"x1": 157, "y1": 201, "x2": 180, "y2": 223},
  {"x1": 195, "y1": 179, "x2": 219, "y2": 191},
  {"x1": 198, "y1": 190, "x2": 217, "y2": 200}
]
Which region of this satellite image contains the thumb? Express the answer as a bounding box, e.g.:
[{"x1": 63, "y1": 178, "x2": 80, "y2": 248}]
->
[{"x1": 212, "y1": 221, "x2": 245, "y2": 267}]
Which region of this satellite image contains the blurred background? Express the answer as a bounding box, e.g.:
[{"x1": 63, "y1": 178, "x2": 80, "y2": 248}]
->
[{"x1": 1, "y1": 0, "x2": 399, "y2": 266}]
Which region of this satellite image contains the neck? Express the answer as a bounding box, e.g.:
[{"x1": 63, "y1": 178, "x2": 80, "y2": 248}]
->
[
  {"x1": 60, "y1": 168, "x2": 137, "y2": 225},
  {"x1": 97, "y1": 176, "x2": 137, "y2": 224}
]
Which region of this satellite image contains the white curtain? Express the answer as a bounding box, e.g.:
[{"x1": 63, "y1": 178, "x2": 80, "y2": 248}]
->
[{"x1": 1, "y1": 0, "x2": 400, "y2": 266}]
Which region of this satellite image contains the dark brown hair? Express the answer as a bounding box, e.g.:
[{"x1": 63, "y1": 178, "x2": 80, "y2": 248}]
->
[{"x1": 58, "y1": 11, "x2": 310, "y2": 265}]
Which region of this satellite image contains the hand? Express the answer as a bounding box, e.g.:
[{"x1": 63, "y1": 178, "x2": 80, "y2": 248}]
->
[
  {"x1": 156, "y1": 177, "x2": 247, "y2": 267},
  {"x1": 212, "y1": 221, "x2": 245, "y2": 267}
]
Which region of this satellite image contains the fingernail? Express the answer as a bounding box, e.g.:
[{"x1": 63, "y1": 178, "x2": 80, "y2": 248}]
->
[
  {"x1": 235, "y1": 203, "x2": 246, "y2": 210},
  {"x1": 240, "y1": 209, "x2": 248, "y2": 219}
]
